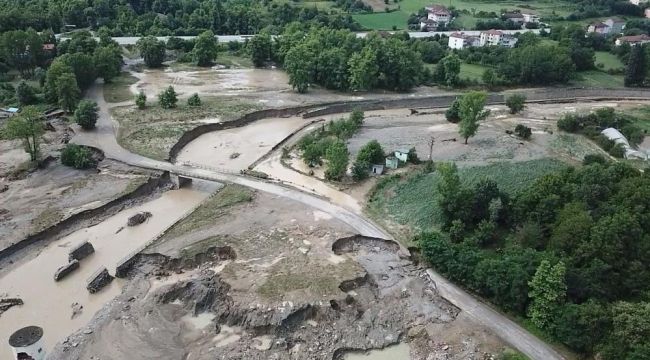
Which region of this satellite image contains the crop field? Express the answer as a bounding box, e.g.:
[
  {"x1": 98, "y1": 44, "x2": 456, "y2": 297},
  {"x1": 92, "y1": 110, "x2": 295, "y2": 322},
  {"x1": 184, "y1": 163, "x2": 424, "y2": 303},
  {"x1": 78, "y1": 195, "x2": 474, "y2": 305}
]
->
[{"x1": 368, "y1": 158, "x2": 567, "y2": 235}]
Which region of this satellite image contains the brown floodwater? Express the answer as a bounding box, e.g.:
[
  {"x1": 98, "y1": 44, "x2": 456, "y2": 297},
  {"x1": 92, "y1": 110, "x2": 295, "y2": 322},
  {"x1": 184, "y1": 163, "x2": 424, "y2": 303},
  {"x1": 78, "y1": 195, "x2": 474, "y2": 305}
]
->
[
  {"x1": 176, "y1": 116, "x2": 309, "y2": 171},
  {"x1": 344, "y1": 343, "x2": 411, "y2": 360},
  {"x1": 0, "y1": 184, "x2": 212, "y2": 358}
]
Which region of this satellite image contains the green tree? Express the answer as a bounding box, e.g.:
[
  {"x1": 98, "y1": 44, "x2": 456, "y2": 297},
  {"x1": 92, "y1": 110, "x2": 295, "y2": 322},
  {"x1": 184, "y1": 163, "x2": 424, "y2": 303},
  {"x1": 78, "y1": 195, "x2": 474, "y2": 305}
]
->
[
  {"x1": 158, "y1": 86, "x2": 177, "y2": 109},
  {"x1": 249, "y1": 32, "x2": 272, "y2": 67},
  {"x1": 74, "y1": 100, "x2": 98, "y2": 130},
  {"x1": 325, "y1": 140, "x2": 349, "y2": 181},
  {"x1": 135, "y1": 91, "x2": 146, "y2": 109},
  {"x1": 3, "y1": 106, "x2": 44, "y2": 161},
  {"x1": 435, "y1": 54, "x2": 461, "y2": 87},
  {"x1": 59, "y1": 53, "x2": 97, "y2": 90},
  {"x1": 348, "y1": 46, "x2": 379, "y2": 91},
  {"x1": 506, "y1": 94, "x2": 526, "y2": 114},
  {"x1": 44, "y1": 61, "x2": 74, "y2": 104},
  {"x1": 625, "y1": 44, "x2": 647, "y2": 87},
  {"x1": 15, "y1": 80, "x2": 36, "y2": 105},
  {"x1": 187, "y1": 93, "x2": 201, "y2": 106},
  {"x1": 356, "y1": 139, "x2": 385, "y2": 165},
  {"x1": 61, "y1": 144, "x2": 96, "y2": 169},
  {"x1": 57, "y1": 72, "x2": 80, "y2": 112},
  {"x1": 193, "y1": 30, "x2": 218, "y2": 67},
  {"x1": 528, "y1": 260, "x2": 567, "y2": 329},
  {"x1": 136, "y1": 36, "x2": 165, "y2": 68},
  {"x1": 93, "y1": 46, "x2": 122, "y2": 82},
  {"x1": 284, "y1": 43, "x2": 313, "y2": 93},
  {"x1": 458, "y1": 91, "x2": 490, "y2": 144},
  {"x1": 351, "y1": 160, "x2": 370, "y2": 181}
]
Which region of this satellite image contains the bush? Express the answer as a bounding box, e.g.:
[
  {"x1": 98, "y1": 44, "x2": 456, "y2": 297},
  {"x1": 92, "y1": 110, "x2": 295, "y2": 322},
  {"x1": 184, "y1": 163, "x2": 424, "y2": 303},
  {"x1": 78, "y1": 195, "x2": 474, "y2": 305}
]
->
[
  {"x1": 187, "y1": 93, "x2": 201, "y2": 106},
  {"x1": 74, "y1": 100, "x2": 99, "y2": 130},
  {"x1": 505, "y1": 94, "x2": 526, "y2": 114},
  {"x1": 158, "y1": 86, "x2": 178, "y2": 109},
  {"x1": 583, "y1": 154, "x2": 607, "y2": 165},
  {"x1": 60, "y1": 144, "x2": 96, "y2": 169},
  {"x1": 609, "y1": 143, "x2": 626, "y2": 158},
  {"x1": 16, "y1": 81, "x2": 37, "y2": 105},
  {"x1": 514, "y1": 124, "x2": 532, "y2": 139},
  {"x1": 325, "y1": 140, "x2": 349, "y2": 181},
  {"x1": 446, "y1": 99, "x2": 461, "y2": 123},
  {"x1": 407, "y1": 147, "x2": 420, "y2": 164},
  {"x1": 135, "y1": 91, "x2": 146, "y2": 109},
  {"x1": 557, "y1": 114, "x2": 580, "y2": 132}
]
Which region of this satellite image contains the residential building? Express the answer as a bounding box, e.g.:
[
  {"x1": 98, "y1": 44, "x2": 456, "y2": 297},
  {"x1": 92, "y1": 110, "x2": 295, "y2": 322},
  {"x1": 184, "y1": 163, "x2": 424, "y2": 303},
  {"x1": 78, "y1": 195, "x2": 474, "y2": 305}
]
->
[
  {"x1": 587, "y1": 18, "x2": 626, "y2": 35},
  {"x1": 604, "y1": 18, "x2": 626, "y2": 34},
  {"x1": 448, "y1": 32, "x2": 480, "y2": 49},
  {"x1": 394, "y1": 149, "x2": 409, "y2": 162},
  {"x1": 371, "y1": 164, "x2": 384, "y2": 176},
  {"x1": 587, "y1": 22, "x2": 610, "y2": 34},
  {"x1": 479, "y1": 29, "x2": 518, "y2": 48},
  {"x1": 522, "y1": 13, "x2": 540, "y2": 23},
  {"x1": 502, "y1": 12, "x2": 525, "y2": 24},
  {"x1": 419, "y1": 18, "x2": 438, "y2": 31},
  {"x1": 425, "y1": 4, "x2": 451, "y2": 26},
  {"x1": 615, "y1": 34, "x2": 650, "y2": 46},
  {"x1": 385, "y1": 157, "x2": 399, "y2": 169}
]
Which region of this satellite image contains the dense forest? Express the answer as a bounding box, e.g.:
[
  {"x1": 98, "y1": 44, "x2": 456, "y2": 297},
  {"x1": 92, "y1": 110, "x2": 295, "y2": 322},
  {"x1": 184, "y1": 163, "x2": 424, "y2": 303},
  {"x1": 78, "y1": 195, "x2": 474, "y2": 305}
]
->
[
  {"x1": 419, "y1": 156, "x2": 650, "y2": 359},
  {"x1": 0, "y1": 0, "x2": 361, "y2": 35}
]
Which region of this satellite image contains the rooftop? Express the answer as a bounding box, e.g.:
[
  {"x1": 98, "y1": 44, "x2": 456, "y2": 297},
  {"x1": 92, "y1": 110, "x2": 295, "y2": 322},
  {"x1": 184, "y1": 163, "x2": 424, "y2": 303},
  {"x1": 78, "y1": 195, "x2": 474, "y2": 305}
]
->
[
  {"x1": 618, "y1": 34, "x2": 650, "y2": 42},
  {"x1": 426, "y1": 4, "x2": 451, "y2": 15},
  {"x1": 482, "y1": 29, "x2": 504, "y2": 35}
]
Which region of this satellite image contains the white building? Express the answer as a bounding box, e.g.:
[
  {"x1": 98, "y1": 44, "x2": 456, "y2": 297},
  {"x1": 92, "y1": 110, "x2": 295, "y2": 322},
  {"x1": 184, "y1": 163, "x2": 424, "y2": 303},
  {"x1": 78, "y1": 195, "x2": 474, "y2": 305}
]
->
[
  {"x1": 522, "y1": 13, "x2": 540, "y2": 23},
  {"x1": 425, "y1": 5, "x2": 451, "y2": 26},
  {"x1": 9, "y1": 326, "x2": 46, "y2": 360},
  {"x1": 630, "y1": 0, "x2": 648, "y2": 6},
  {"x1": 479, "y1": 29, "x2": 518, "y2": 47},
  {"x1": 448, "y1": 32, "x2": 480, "y2": 49}
]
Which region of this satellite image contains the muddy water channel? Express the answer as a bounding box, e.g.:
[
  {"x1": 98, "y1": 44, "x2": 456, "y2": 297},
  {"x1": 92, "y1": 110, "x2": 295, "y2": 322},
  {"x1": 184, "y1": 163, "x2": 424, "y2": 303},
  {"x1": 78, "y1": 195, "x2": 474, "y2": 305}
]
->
[
  {"x1": 345, "y1": 343, "x2": 411, "y2": 360},
  {"x1": 176, "y1": 116, "x2": 310, "y2": 171},
  {"x1": 0, "y1": 183, "x2": 213, "y2": 358}
]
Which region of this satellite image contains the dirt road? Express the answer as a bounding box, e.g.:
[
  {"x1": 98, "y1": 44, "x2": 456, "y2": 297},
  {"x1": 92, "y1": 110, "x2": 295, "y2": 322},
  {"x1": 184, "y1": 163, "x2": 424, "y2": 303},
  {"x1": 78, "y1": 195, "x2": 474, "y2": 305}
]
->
[{"x1": 74, "y1": 82, "x2": 570, "y2": 360}]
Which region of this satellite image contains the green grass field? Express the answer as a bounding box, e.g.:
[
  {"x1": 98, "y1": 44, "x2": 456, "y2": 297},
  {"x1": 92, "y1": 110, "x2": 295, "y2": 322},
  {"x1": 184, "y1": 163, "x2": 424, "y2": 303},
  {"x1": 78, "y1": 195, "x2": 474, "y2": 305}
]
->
[
  {"x1": 622, "y1": 105, "x2": 650, "y2": 132},
  {"x1": 368, "y1": 159, "x2": 567, "y2": 238},
  {"x1": 594, "y1": 51, "x2": 624, "y2": 71},
  {"x1": 460, "y1": 62, "x2": 488, "y2": 82},
  {"x1": 574, "y1": 70, "x2": 624, "y2": 88}
]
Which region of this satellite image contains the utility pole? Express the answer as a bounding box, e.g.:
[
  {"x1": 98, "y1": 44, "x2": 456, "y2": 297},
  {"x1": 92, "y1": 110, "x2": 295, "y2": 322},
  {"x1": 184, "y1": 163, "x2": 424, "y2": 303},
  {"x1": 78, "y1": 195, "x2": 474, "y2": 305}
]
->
[{"x1": 428, "y1": 136, "x2": 435, "y2": 160}]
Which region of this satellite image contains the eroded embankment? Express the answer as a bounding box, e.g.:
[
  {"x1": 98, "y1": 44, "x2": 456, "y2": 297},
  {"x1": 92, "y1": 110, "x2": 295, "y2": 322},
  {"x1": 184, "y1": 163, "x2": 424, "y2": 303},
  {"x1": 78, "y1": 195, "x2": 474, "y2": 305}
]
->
[{"x1": 50, "y1": 236, "x2": 467, "y2": 360}]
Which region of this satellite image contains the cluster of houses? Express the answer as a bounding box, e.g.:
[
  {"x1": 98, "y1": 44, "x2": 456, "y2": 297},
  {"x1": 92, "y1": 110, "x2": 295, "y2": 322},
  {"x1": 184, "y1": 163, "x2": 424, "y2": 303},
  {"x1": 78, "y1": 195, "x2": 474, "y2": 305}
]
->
[
  {"x1": 419, "y1": 5, "x2": 540, "y2": 31},
  {"x1": 586, "y1": 17, "x2": 650, "y2": 46},
  {"x1": 369, "y1": 149, "x2": 411, "y2": 176},
  {"x1": 447, "y1": 29, "x2": 518, "y2": 49}
]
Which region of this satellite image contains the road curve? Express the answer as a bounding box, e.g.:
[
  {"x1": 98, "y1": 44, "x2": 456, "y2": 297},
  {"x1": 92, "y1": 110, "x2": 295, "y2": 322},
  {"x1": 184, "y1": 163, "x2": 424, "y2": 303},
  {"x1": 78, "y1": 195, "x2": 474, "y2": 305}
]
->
[{"x1": 76, "y1": 82, "x2": 567, "y2": 360}]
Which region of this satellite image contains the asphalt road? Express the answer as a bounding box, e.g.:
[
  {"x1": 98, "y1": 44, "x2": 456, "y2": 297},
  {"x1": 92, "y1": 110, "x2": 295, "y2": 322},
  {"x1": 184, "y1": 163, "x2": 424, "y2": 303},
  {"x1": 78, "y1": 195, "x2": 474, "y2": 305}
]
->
[{"x1": 75, "y1": 82, "x2": 568, "y2": 360}]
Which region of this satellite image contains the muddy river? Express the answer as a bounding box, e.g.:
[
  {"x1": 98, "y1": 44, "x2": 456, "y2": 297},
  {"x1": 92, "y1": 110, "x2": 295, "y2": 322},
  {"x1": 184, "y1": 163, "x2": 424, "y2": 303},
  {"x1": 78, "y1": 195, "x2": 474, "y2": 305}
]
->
[
  {"x1": 0, "y1": 183, "x2": 213, "y2": 359},
  {"x1": 176, "y1": 116, "x2": 310, "y2": 171}
]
